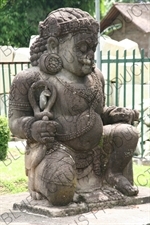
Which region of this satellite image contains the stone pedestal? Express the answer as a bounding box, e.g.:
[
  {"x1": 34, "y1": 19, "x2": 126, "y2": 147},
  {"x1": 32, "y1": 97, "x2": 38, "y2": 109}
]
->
[{"x1": 13, "y1": 187, "x2": 150, "y2": 217}]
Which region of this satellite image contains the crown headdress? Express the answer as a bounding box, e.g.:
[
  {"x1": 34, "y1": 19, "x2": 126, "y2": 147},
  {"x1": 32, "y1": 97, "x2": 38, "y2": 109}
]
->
[{"x1": 39, "y1": 16, "x2": 99, "y2": 38}]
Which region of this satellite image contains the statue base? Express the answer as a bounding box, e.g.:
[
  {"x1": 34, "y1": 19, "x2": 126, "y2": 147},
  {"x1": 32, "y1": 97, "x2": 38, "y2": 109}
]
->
[{"x1": 13, "y1": 186, "x2": 150, "y2": 217}]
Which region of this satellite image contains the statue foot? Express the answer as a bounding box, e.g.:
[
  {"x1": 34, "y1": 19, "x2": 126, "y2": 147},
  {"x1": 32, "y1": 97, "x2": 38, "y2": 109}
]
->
[
  {"x1": 107, "y1": 173, "x2": 138, "y2": 196},
  {"x1": 31, "y1": 191, "x2": 44, "y2": 200}
]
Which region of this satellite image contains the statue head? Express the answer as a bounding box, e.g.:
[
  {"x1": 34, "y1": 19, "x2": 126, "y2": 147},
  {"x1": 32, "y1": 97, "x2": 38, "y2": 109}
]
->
[{"x1": 30, "y1": 8, "x2": 99, "y2": 76}]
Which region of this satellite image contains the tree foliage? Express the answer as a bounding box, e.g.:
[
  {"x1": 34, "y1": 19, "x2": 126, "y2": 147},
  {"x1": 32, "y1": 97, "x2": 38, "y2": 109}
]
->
[
  {"x1": 0, "y1": 0, "x2": 94, "y2": 47},
  {"x1": 0, "y1": 0, "x2": 150, "y2": 47},
  {"x1": 0, "y1": 116, "x2": 10, "y2": 161}
]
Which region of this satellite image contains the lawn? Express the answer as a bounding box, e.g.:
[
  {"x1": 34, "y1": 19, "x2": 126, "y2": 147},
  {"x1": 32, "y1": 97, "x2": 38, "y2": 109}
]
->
[
  {"x1": 0, "y1": 147, "x2": 28, "y2": 194},
  {"x1": 133, "y1": 163, "x2": 150, "y2": 188},
  {"x1": 0, "y1": 147, "x2": 150, "y2": 195}
]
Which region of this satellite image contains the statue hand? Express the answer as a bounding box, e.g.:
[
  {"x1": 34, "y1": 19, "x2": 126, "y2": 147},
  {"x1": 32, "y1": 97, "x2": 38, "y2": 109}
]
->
[
  {"x1": 109, "y1": 107, "x2": 139, "y2": 124},
  {"x1": 31, "y1": 120, "x2": 58, "y2": 144}
]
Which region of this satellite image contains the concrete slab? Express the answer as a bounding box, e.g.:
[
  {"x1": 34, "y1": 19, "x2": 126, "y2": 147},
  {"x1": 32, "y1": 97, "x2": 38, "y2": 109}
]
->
[
  {"x1": 11, "y1": 187, "x2": 150, "y2": 218},
  {"x1": 0, "y1": 187, "x2": 149, "y2": 225}
]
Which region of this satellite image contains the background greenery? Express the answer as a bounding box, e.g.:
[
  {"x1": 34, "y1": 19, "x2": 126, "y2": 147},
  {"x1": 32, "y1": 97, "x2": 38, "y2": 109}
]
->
[
  {"x1": 0, "y1": 0, "x2": 150, "y2": 47},
  {"x1": 0, "y1": 147, "x2": 27, "y2": 194},
  {"x1": 0, "y1": 0, "x2": 94, "y2": 47},
  {"x1": 0, "y1": 116, "x2": 10, "y2": 161}
]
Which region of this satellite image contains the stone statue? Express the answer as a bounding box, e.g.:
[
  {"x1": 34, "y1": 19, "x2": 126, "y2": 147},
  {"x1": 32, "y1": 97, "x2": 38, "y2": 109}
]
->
[{"x1": 9, "y1": 8, "x2": 139, "y2": 206}]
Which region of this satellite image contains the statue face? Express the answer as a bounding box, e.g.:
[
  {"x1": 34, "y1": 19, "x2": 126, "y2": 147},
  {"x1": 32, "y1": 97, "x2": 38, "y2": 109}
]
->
[{"x1": 58, "y1": 32, "x2": 98, "y2": 77}]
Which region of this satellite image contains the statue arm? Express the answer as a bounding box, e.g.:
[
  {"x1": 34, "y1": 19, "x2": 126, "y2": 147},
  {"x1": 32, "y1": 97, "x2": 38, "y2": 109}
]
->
[
  {"x1": 95, "y1": 68, "x2": 139, "y2": 125},
  {"x1": 94, "y1": 67, "x2": 106, "y2": 108},
  {"x1": 8, "y1": 69, "x2": 39, "y2": 141},
  {"x1": 102, "y1": 105, "x2": 139, "y2": 125},
  {"x1": 9, "y1": 69, "x2": 58, "y2": 144}
]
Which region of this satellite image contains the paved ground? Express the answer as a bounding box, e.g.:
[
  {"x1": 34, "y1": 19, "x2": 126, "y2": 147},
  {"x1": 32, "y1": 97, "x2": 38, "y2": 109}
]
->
[
  {"x1": 1, "y1": 141, "x2": 149, "y2": 224},
  {"x1": 0, "y1": 192, "x2": 150, "y2": 225}
]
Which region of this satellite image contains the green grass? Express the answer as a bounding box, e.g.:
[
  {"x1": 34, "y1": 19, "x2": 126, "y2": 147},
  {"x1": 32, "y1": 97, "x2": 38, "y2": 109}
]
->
[
  {"x1": 0, "y1": 147, "x2": 28, "y2": 194},
  {"x1": 0, "y1": 147, "x2": 149, "y2": 195},
  {"x1": 133, "y1": 163, "x2": 150, "y2": 188}
]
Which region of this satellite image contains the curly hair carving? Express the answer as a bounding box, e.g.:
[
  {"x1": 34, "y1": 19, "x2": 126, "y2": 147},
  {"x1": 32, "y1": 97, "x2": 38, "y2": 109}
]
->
[{"x1": 30, "y1": 8, "x2": 99, "y2": 67}]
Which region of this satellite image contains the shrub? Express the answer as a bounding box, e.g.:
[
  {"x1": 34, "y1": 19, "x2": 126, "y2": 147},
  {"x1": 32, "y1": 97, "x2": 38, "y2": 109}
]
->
[{"x1": 0, "y1": 116, "x2": 10, "y2": 161}]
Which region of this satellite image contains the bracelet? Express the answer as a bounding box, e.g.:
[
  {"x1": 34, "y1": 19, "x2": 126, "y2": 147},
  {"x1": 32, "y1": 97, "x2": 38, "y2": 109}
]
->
[
  {"x1": 24, "y1": 117, "x2": 36, "y2": 141},
  {"x1": 102, "y1": 106, "x2": 117, "y2": 124}
]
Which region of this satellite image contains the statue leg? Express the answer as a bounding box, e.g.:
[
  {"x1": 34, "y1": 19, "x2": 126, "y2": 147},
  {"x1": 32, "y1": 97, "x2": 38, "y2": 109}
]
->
[
  {"x1": 33, "y1": 144, "x2": 76, "y2": 206},
  {"x1": 103, "y1": 123, "x2": 139, "y2": 196}
]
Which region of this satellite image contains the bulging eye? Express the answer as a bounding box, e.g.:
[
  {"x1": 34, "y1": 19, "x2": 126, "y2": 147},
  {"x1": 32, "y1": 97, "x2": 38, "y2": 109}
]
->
[{"x1": 80, "y1": 43, "x2": 88, "y2": 53}]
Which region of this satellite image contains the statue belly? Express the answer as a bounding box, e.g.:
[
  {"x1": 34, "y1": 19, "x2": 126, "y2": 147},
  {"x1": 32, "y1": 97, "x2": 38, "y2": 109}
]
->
[{"x1": 61, "y1": 112, "x2": 103, "y2": 151}]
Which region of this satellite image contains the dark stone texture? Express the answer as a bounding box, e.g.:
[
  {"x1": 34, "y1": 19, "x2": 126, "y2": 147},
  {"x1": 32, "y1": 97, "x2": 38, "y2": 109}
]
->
[
  {"x1": 9, "y1": 7, "x2": 140, "y2": 207},
  {"x1": 13, "y1": 187, "x2": 150, "y2": 217}
]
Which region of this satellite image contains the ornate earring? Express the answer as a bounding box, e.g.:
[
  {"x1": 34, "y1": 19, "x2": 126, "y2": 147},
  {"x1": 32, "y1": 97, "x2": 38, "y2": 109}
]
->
[{"x1": 39, "y1": 53, "x2": 63, "y2": 75}]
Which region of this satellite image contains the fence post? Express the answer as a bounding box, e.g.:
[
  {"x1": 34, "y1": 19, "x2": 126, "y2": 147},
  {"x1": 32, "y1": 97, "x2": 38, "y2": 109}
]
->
[
  {"x1": 123, "y1": 50, "x2": 127, "y2": 107},
  {"x1": 107, "y1": 51, "x2": 110, "y2": 106},
  {"x1": 140, "y1": 49, "x2": 145, "y2": 157},
  {"x1": 132, "y1": 49, "x2": 136, "y2": 109},
  {"x1": 1, "y1": 64, "x2": 7, "y2": 116},
  {"x1": 115, "y1": 50, "x2": 119, "y2": 106}
]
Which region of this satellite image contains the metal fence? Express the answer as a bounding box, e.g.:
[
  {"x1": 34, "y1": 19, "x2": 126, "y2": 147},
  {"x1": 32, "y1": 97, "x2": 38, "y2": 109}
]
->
[
  {"x1": 0, "y1": 62, "x2": 31, "y2": 116},
  {"x1": 100, "y1": 49, "x2": 150, "y2": 157},
  {"x1": 0, "y1": 49, "x2": 150, "y2": 156}
]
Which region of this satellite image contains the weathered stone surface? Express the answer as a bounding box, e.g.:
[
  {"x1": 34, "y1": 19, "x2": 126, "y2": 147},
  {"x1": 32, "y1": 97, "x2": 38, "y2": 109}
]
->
[
  {"x1": 9, "y1": 7, "x2": 140, "y2": 207},
  {"x1": 13, "y1": 187, "x2": 150, "y2": 217}
]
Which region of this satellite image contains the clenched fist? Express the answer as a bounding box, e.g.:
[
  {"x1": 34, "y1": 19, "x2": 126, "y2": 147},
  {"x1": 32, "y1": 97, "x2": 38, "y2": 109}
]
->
[
  {"x1": 31, "y1": 120, "x2": 58, "y2": 144},
  {"x1": 109, "y1": 107, "x2": 139, "y2": 124}
]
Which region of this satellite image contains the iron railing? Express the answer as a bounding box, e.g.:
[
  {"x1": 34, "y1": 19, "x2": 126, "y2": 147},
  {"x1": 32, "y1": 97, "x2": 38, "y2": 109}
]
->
[
  {"x1": 100, "y1": 49, "x2": 150, "y2": 157},
  {"x1": 0, "y1": 49, "x2": 150, "y2": 156}
]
